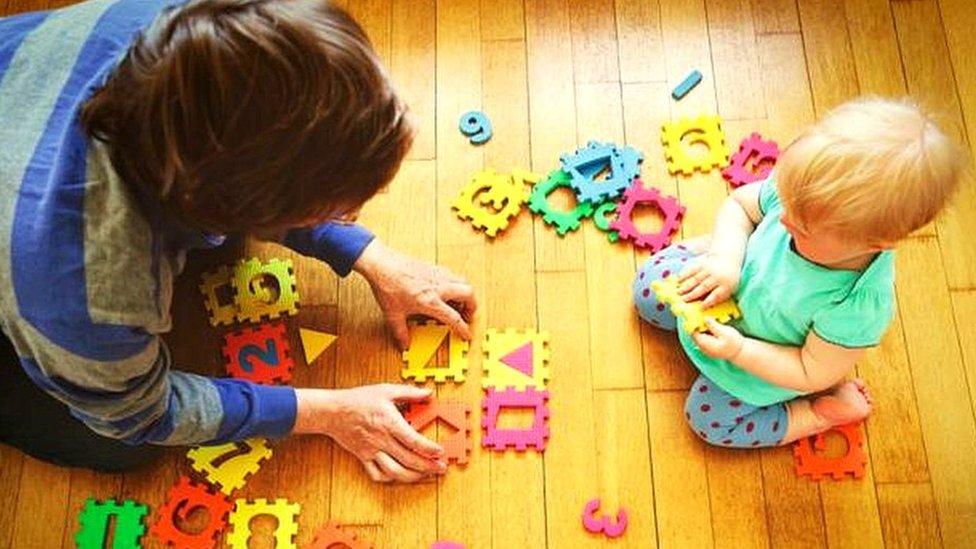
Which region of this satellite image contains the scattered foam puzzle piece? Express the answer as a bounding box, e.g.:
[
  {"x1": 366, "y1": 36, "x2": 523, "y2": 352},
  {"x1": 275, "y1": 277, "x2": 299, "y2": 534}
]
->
[
  {"x1": 793, "y1": 422, "x2": 868, "y2": 481},
  {"x1": 482, "y1": 387, "x2": 550, "y2": 452},
  {"x1": 528, "y1": 169, "x2": 595, "y2": 235},
  {"x1": 222, "y1": 321, "x2": 294, "y2": 384},
  {"x1": 581, "y1": 498, "x2": 628, "y2": 539},
  {"x1": 431, "y1": 543, "x2": 465, "y2": 549},
  {"x1": 610, "y1": 180, "x2": 685, "y2": 253},
  {"x1": 149, "y1": 476, "x2": 232, "y2": 549},
  {"x1": 671, "y1": 69, "x2": 703, "y2": 100},
  {"x1": 649, "y1": 275, "x2": 742, "y2": 333},
  {"x1": 199, "y1": 265, "x2": 237, "y2": 327},
  {"x1": 722, "y1": 132, "x2": 780, "y2": 188},
  {"x1": 309, "y1": 522, "x2": 373, "y2": 549},
  {"x1": 482, "y1": 328, "x2": 551, "y2": 390},
  {"x1": 300, "y1": 328, "x2": 337, "y2": 365},
  {"x1": 458, "y1": 110, "x2": 492, "y2": 145},
  {"x1": 76, "y1": 498, "x2": 148, "y2": 549},
  {"x1": 401, "y1": 320, "x2": 468, "y2": 383},
  {"x1": 232, "y1": 257, "x2": 300, "y2": 324},
  {"x1": 661, "y1": 115, "x2": 730, "y2": 176},
  {"x1": 186, "y1": 438, "x2": 273, "y2": 495},
  {"x1": 591, "y1": 201, "x2": 620, "y2": 243},
  {"x1": 559, "y1": 141, "x2": 642, "y2": 204},
  {"x1": 404, "y1": 399, "x2": 472, "y2": 465},
  {"x1": 226, "y1": 498, "x2": 300, "y2": 549},
  {"x1": 453, "y1": 169, "x2": 528, "y2": 237}
]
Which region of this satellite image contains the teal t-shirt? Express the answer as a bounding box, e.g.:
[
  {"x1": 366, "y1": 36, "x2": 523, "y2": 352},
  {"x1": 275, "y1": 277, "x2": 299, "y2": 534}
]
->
[{"x1": 677, "y1": 177, "x2": 896, "y2": 406}]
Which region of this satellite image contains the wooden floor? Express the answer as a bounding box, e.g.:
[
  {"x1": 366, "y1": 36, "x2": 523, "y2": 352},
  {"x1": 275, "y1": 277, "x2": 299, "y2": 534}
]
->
[{"x1": 2, "y1": 0, "x2": 976, "y2": 547}]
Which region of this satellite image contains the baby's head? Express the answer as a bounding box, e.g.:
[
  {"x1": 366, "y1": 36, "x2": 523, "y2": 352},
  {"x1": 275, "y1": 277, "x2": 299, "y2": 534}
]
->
[
  {"x1": 83, "y1": 0, "x2": 413, "y2": 234},
  {"x1": 774, "y1": 97, "x2": 967, "y2": 265}
]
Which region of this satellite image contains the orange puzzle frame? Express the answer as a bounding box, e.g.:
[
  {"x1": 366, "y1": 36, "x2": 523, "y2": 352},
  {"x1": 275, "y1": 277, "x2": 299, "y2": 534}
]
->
[
  {"x1": 793, "y1": 422, "x2": 867, "y2": 481},
  {"x1": 404, "y1": 400, "x2": 472, "y2": 465}
]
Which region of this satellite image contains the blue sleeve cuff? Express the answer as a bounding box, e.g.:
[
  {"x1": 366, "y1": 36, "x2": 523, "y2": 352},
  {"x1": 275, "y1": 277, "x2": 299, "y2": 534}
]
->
[
  {"x1": 283, "y1": 222, "x2": 375, "y2": 276},
  {"x1": 212, "y1": 381, "x2": 297, "y2": 442}
]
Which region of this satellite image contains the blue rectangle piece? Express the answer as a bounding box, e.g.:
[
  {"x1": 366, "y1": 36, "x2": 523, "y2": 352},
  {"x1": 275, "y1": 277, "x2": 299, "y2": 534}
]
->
[{"x1": 672, "y1": 69, "x2": 703, "y2": 100}]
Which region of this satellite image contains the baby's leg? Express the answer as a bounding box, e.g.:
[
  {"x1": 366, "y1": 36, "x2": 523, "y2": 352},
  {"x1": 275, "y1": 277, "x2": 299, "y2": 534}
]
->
[
  {"x1": 684, "y1": 375, "x2": 787, "y2": 448},
  {"x1": 634, "y1": 243, "x2": 701, "y2": 331},
  {"x1": 780, "y1": 380, "x2": 873, "y2": 445}
]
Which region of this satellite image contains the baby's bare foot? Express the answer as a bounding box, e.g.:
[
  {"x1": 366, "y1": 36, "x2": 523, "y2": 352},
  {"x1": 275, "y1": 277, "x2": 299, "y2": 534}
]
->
[{"x1": 811, "y1": 379, "x2": 872, "y2": 426}]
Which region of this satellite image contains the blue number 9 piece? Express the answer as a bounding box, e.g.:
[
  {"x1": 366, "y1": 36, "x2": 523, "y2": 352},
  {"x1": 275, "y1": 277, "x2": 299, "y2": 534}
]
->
[{"x1": 459, "y1": 110, "x2": 492, "y2": 145}]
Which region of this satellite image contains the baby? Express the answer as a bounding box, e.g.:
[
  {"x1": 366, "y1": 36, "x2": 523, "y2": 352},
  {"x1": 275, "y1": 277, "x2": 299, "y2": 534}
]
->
[{"x1": 634, "y1": 97, "x2": 966, "y2": 448}]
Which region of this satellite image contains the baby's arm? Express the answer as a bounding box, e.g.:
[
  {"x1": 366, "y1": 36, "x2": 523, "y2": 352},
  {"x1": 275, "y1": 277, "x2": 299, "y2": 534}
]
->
[
  {"x1": 678, "y1": 183, "x2": 764, "y2": 307},
  {"x1": 696, "y1": 320, "x2": 866, "y2": 393}
]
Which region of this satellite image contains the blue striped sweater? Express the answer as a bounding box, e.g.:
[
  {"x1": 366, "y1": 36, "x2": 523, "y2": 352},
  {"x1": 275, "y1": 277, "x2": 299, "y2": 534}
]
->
[{"x1": 0, "y1": 0, "x2": 374, "y2": 445}]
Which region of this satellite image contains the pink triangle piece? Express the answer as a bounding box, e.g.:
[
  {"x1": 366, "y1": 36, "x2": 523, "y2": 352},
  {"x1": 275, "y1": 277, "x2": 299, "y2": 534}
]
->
[{"x1": 500, "y1": 342, "x2": 534, "y2": 377}]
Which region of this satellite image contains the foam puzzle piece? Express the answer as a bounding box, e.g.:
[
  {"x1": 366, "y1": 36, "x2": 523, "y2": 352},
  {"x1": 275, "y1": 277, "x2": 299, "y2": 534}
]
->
[
  {"x1": 186, "y1": 438, "x2": 273, "y2": 495},
  {"x1": 149, "y1": 476, "x2": 232, "y2": 549},
  {"x1": 482, "y1": 328, "x2": 551, "y2": 390},
  {"x1": 76, "y1": 498, "x2": 148, "y2": 549},
  {"x1": 309, "y1": 522, "x2": 373, "y2": 549},
  {"x1": 793, "y1": 422, "x2": 868, "y2": 481},
  {"x1": 482, "y1": 387, "x2": 550, "y2": 452},
  {"x1": 722, "y1": 132, "x2": 780, "y2": 188},
  {"x1": 199, "y1": 266, "x2": 237, "y2": 327},
  {"x1": 609, "y1": 180, "x2": 685, "y2": 253},
  {"x1": 232, "y1": 258, "x2": 300, "y2": 324},
  {"x1": 528, "y1": 169, "x2": 595, "y2": 235},
  {"x1": 300, "y1": 328, "x2": 337, "y2": 365},
  {"x1": 222, "y1": 321, "x2": 294, "y2": 384},
  {"x1": 591, "y1": 201, "x2": 620, "y2": 243},
  {"x1": 404, "y1": 400, "x2": 472, "y2": 465},
  {"x1": 581, "y1": 499, "x2": 628, "y2": 539},
  {"x1": 227, "y1": 498, "x2": 300, "y2": 549},
  {"x1": 661, "y1": 115, "x2": 730, "y2": 176},
  {"x1": 453, "y1": 169, "x2": 528, "y2": 237},
  {"x1": 559, "y1": 141, "x2": 643, "y2": 204},
  {"x1": 649, "y1": 275, "x2": 742, "y2": 333},
  {"x1": 672, "y1": 69, "x2": 703, "y2": 100},
  {"x1": 458, "y1": 110, "x2": 492, "y2": 145},
  {"x1": 401, "y1": 320, "x2": 469, "y2": 383},
  {"x1": 431, "y1": 543, "x2": 465, "y2": 549}
]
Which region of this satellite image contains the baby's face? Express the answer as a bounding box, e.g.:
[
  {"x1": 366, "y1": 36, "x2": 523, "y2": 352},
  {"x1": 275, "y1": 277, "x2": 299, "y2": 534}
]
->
[{"x1": 780, "y1": 213, "x2": 887, "y2": 267}]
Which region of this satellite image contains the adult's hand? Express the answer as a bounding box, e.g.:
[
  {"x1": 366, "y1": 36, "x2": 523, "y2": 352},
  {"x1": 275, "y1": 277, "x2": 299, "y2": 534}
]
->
[
  {"x1": 293, "y1": 385, "x2": 447, "y2": 483},
  {"x1": 353, "y1": 239, "x2": 476, "y2": 349}
]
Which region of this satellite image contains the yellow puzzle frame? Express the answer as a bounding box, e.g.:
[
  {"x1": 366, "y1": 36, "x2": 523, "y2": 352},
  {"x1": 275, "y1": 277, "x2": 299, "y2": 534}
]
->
[{"x1": 401, "y1": 321, "x2": 469, "y2": 383}]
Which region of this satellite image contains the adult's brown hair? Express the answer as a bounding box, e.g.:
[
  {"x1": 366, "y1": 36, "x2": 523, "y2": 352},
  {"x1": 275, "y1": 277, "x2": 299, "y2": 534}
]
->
[{"x1": 82, "y1": 0, "x2": 414, "y2": 233}]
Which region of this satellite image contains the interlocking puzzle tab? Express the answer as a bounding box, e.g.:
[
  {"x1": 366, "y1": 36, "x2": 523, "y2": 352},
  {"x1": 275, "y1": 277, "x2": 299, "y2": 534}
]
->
[
  {"x1": 187, "y1": 438, "x2": 273, "y2": 495},
  {"x1": 661, "y1": 115, "x2": 730, "y2": 175},
  {"x1": 581, "y1": 498, "x2": 628, "y2": 539},
  {"x1": 482, "y1": 328, "x2": 551, "y2": 391},
  {"x1": 609, "y1": 180, "x2": 685, "y2": 253},
  {"x1": 559, "y1": 141, "x2": 643, "y2": 204},
  {"x1": 232, "y1": 258, "x2": 299, "y2": 324},
  {"x1": 222, "y1": 321, "x2": 294, "y2": 384},
  {"x1": 722, "y1": 132, "x2": 780, "y2": 188},
  {"x1": 300, "y1": 328, "x2": 337, "y2": 365},
  {"x1": 458, "y1": 110, "x2": 492, "y2": 145},
  {"x1": 227, "y1": 499, "x2": 300, "y2": 549},
  {"x1": 149, "y1": 476, "x2": 232, "y2": 549},
  {"x1": 199, "y1": 266, "x2": 237, "y2": 327},
  {"x1": 75, "y1": 498, "x2": 148, "y2": 549},
  {"x1": 649, "y1": 275, "x2": 742, "y2": 333},
  {"x1": 401, "y1": 320, "x2": 468, "y2": 383},
  {"x1": 793, "y1": 422, "x2": 868, "y2": 481},
  {"x1": 309, "y1": 522, "x2": 373, "y2": 549},
  {"x1": 404, "y1": 400, "x2": 472, "y2": 465},
  {"x1": 528, "y1": 169, "x2": 595, "y2": 235},
  {"x1": 453, "y1": 169, "x2": 529, "y2": 237},
  {"x1": 482, "y1": 387, "x2": 550, "y2": 452}
]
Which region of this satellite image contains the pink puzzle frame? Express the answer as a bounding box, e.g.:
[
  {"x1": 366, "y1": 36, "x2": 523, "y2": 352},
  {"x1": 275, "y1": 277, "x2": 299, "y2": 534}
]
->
[{"x1": 481, "y1": 388, "x2": 550, "y2": 452}]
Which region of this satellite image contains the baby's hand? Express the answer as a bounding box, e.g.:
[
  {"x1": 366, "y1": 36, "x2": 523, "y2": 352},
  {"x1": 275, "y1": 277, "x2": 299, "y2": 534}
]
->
[
  {"x1": 677, "y1": 251, "x2": 741, "y2": 308},
  {"x1": 691, "y1": 319, "x2": 745, "y2": 360}
]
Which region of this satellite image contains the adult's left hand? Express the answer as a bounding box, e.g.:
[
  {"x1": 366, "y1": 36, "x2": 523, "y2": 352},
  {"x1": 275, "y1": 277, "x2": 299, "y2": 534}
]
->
[{"x1": 353, "y1": 239, "x2": 477, "y2": 349}]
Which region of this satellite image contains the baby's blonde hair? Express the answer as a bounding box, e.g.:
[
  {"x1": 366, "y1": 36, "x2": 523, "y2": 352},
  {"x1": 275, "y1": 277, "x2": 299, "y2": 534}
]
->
[{"x1": 775, "y1": 97, "x2": 967, "y2": 243}]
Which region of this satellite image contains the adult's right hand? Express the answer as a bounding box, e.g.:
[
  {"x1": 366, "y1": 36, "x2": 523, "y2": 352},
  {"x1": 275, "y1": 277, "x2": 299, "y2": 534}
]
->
[{"x1": 293, "y1": 384, "x2": 446, "y2": 483}]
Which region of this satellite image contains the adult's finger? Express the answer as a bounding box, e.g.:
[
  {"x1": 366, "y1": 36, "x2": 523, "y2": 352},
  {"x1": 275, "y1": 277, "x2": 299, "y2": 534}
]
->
[
  {"x1": 387, "y1": 312, "x2": 411, "y2": 350},
  {"x1": 386, "y1": 384, "x2": 434, "y2": 403},
  {"x1": 375, "y1": 451, "x2": 425, "y2": 483},
  {"x1": 439, "y1": 282, "x2": 478, "y2": 316},
  {"x1": 363, "y1": 459, "x2": 392, "y2": 483},
  {"x1": 383, "y1": 437, "x2": 445, "y2": 475},
  {"x1": 389, "y1": 411, "x2": 444, "y2": 458},
  {"x1": 426, "y1": 299, "x2": 472, "y2": 341}
]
